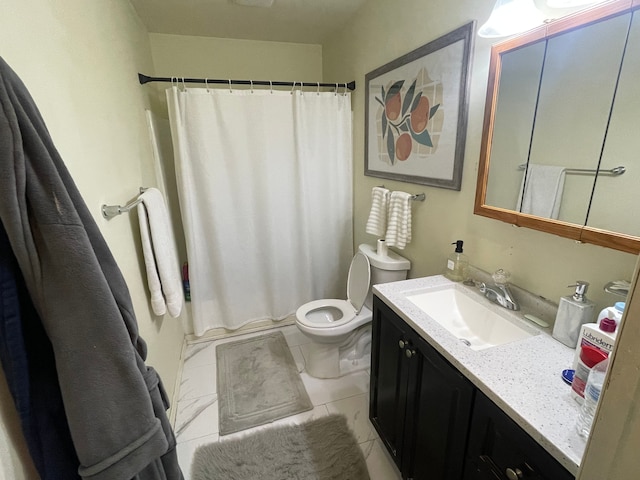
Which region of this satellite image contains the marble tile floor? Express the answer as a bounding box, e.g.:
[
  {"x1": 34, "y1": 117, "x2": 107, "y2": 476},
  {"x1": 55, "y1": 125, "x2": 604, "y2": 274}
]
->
[{"x1": 174, "y1": 324, "x2": 402, "y2": 480}]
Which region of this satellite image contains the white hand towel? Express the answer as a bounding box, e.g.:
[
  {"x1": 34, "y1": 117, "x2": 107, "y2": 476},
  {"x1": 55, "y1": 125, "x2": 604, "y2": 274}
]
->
[
  {"x1": 516, "y1": 164, "x2": 566, "y2": 219},
  {"x1": 385, "y1": 191, "x2": 412, "y2": 249},
  {"x1": 137, "y1": 188, "x2": 183, "y2": 318},
  {"x1": 366, "y1": 187, "x2": 390, "y2": 236}
]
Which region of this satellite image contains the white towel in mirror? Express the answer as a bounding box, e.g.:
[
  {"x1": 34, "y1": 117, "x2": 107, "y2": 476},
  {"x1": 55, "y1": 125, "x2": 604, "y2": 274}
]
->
[{"x1": 516, "y1": 164, "x2": 566, "y2": 219}]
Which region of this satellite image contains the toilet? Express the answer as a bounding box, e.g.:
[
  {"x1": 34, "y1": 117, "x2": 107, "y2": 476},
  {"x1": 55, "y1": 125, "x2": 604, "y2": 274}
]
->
[{"x1": 295, "y1": 243, "x2": 410, "y2": 378}]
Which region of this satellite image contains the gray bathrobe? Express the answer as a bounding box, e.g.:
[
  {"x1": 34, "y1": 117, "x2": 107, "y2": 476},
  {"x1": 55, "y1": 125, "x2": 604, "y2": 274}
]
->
[{"x1": 0, "y1": 58, "x2": 183, "y2": 479}]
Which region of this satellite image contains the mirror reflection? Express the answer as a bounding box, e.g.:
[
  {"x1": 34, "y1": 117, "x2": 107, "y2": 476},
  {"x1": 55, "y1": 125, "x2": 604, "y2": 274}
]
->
[
  {"x1": 525, "y1": 13, "x2": 628, "y2": 224},
  {"x1": 476, "y1": 2, "x2": 640, "y2": 254},
  {"x1": 485, "y1": 13, "x2": 630, "y2": 224},
  {"x1": 587, "y1": 12, "x2": 640, "y2": 237},
  {"x1": 485, "y1": 42, "x2": 544, "y2": 211}
]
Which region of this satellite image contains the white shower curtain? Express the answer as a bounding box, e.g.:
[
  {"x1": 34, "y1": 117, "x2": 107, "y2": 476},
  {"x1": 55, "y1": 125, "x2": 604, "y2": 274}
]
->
[{"x1": 166, "y1": 86, "x2": 353, "y2": 336}]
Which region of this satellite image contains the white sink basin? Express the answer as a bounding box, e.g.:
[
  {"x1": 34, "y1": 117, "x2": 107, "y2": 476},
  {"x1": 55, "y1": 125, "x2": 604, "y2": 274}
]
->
[{"x1": 406, "y1": 287, "x2": 535, "y2": 350}]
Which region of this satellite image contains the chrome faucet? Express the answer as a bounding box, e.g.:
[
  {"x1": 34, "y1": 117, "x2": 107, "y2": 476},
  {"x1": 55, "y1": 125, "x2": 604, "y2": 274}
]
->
[{"x1": 479, "y1": 282, "x2": 520, "y2": 311}]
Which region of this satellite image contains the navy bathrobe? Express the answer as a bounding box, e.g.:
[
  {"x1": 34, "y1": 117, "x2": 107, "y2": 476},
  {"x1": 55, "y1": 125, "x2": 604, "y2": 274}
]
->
[{"x1": 0, "y1": 57, "x2": 183, "y2": 479}]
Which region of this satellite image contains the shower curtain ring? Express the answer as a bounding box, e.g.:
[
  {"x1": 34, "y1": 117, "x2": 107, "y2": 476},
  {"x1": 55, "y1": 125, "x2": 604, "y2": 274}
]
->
[
  {"x1": 171, "y1": 77, "x2": 177, "y2": 88},
  {"x1": 335, "y1": 83, "x2": 338, "y2": 96},
  {"x1": 290, "y1": 81, "x2": 296, "y2": 95},
  {"x1": 270, "y1": 80, "x2": 273, "y2": 94},
  {"x1": 181, "y1": 77, "x2": 186, "y2": 91},
  {"x1": 343, "y1": 82, "x2": 348, "y2": 96},
  {"x1": 250, "y1": 80, "x2": 254, "y2": 93},
  {"x1": 204, "y1": 78, "x2": 209, "y2": 92},
  {"x1": 317, "y1": 82, "x2": 320, "y2": 96},
  {"x1": 229, "y1": 79, "x2": 232, "y2": 93}
]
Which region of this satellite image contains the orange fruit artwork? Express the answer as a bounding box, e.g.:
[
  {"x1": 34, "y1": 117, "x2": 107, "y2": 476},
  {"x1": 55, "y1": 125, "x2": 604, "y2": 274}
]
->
[
  {"x1": 410, "y1": 96, "x2": 430, "y2": 133},
  {"x1": 385, "y1": 92, "x2": 401, "y2": 121},
  {"x1": 395, "y1": 133, "x2": 412, "y2": 161}
]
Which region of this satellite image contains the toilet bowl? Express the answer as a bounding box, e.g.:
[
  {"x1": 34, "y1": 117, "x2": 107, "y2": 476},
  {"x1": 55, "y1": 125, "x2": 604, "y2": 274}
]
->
[{"x1": 295, "y1": 243, "x2": 410, "y2": 378}]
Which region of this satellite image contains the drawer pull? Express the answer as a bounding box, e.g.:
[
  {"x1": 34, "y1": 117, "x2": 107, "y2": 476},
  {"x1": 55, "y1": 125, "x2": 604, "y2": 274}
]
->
[
  {"x1": 398, "y1": 339, "x2": 406, "y2": 349},
  {"x1": 405, "y1": 349, "x2": 416, "y2": 358},
  {"x1": 505, "y1": 467, "x2": 523, "y2": 480}
]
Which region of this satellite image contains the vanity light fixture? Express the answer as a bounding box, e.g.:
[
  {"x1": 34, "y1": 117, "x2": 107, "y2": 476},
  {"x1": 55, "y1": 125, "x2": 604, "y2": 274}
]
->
[{"x1": 478, "y1": 0, "x2": 545, "y2": 38}]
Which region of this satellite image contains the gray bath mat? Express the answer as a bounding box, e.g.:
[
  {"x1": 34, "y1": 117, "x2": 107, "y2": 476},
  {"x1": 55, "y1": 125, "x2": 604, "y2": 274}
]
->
[
  {"x1": 217, "y1": 331, "x2": 312, "y2": 435},
  {"x1": 192, "y1": 414, "x2": 370, "y2": 480}
]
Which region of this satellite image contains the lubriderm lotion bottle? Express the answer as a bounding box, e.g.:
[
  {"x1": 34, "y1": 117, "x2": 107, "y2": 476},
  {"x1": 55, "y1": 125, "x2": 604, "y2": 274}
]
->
[{"x1": 552, "y1": 281, "x2": 595, "y2": 347}]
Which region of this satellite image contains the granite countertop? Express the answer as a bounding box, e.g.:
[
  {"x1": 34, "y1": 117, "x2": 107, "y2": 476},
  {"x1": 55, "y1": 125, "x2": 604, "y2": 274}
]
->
[{"x1": 373, "y1": 275, "x2": 587, "y2": 476}]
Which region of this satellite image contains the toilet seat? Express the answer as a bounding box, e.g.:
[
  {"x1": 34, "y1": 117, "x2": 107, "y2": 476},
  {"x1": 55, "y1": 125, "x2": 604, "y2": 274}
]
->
[
  {"x1": 295, "y1": 252, "x2": 371, "y2": 331},
  {"x1": 296, "y1": 305, "x2": 372, "y2": 340},
  {"x1": 296, "y1": 299, "x2": 356, "y2": 329}
]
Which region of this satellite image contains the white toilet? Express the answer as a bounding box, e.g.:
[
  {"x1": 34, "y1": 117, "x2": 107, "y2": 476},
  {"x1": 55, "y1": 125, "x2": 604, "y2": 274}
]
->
[{"x1": 295, "y1": 243, "x2": 410, "y2": 378}]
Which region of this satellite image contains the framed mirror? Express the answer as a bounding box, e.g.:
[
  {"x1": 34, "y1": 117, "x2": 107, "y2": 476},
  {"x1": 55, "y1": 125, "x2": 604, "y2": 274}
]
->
[{"x1": 475, "y1": 0, "x2": 640, "y2": 254}]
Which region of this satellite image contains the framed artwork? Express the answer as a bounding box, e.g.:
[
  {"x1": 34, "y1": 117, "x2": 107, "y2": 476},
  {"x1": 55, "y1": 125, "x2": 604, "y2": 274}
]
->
[{"x1": 364, "y1": 21, "x2": 475, "y2": 190}]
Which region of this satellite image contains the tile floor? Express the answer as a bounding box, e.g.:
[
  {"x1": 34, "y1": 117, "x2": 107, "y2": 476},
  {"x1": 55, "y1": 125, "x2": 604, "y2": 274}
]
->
[{"x1": 173, "y1": 324, "x2": 402, "y2": 480}]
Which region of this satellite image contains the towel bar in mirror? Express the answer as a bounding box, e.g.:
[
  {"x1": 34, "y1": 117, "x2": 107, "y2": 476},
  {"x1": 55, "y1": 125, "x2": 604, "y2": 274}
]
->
[{"x1": 474, "y1": 0, "x2": 640, "y2": 254}]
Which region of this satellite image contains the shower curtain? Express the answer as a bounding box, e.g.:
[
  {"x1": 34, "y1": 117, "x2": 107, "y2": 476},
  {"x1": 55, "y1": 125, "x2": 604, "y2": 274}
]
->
[{"x1": 166, "y1": 86, "x2": 353, "y2": 336}]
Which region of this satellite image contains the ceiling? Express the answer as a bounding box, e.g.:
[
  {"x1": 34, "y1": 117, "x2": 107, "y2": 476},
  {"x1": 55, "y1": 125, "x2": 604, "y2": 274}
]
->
[{"x1": 129, "y1": 0, "x2": 368, "y2": 44}]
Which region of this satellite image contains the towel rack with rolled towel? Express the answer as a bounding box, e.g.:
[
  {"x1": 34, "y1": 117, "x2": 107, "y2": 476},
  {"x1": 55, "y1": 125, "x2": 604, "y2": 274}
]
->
[
  {"x1": 376, "y1": 185, "x2": 425, "y2": 201},
  {"x1": 102, "y1": 187, "x2": 148, "y2": 219},
  {"x1": 517, "y1": 164, "x2": 625, "y2": 176}
]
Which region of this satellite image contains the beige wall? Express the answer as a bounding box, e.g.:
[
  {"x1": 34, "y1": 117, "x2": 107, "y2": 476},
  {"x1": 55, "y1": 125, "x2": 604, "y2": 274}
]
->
[
  {"x1": 322, "y1": 0, "x2": 636, "y2": 314},
  {"x1": 148, "y1": 33, "x2": 322, "y2": 116},
  {"x1": 149, "y1": 33, "x2": 322, "y2": 83},
  {"x1": 0, "y1": 1, "x2": 185, "y2": 476}
]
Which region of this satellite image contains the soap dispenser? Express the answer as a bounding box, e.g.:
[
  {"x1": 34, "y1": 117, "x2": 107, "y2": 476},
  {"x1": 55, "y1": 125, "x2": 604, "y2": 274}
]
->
[
  {"x1": 444, "y1": 240, "x2": 469, "y2": 282},
  {"x1": 552, "y1": 281, "x2": 596, "y2": 348}
]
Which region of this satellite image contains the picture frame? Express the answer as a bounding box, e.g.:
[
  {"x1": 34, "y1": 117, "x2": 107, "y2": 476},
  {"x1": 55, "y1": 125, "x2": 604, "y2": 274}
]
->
[{"x1": 364, "y1": 21, "x2": 475, "y2": 191}]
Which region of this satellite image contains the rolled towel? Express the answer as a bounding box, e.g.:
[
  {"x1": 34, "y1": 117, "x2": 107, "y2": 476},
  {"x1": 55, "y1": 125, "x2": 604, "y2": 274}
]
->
[
  {"x1": 365, "y1": 186, "x2": 390, "y2": 236},
  {"x1": 385, "y1": 191, "x2": 412, "y2": 249},
  {"x1": 137, "y1": 188, "x2": 183, "y2": 318}
]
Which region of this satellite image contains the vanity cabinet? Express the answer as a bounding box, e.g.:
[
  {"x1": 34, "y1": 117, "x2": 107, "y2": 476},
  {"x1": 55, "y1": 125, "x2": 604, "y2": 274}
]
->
[
  {"x1": 464, "y1": 392, "x2": 574, "y2": 480},
  {"x1": 370, "y1": 295, "x2": 575, "y2": 480},
  {"x1": 370, "y1": 296, "x2": 475, "y2": 480}
]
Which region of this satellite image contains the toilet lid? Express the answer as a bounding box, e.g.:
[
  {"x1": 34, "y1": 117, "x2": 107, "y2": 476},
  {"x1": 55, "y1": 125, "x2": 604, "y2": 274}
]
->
[{"x1": 347, "y1": 252, "x2": 370, "y2": 314}]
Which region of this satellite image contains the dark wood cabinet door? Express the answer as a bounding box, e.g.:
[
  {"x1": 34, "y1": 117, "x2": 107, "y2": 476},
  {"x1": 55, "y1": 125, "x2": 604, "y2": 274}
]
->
[
  {"x1": 403, "y1": 334, "x2": 475, "y2": 480},
  {"x1": 464, "y1": 392, "x2": 574, "y2": 480},
  {"x1": 370, "y1": 297, "x2": 412, "y2": 467}
]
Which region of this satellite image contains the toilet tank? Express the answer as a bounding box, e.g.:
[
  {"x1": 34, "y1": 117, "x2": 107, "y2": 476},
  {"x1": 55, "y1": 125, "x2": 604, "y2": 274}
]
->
[{"x1": 358, "y1": 244, "x2": 410, "y2": 310}]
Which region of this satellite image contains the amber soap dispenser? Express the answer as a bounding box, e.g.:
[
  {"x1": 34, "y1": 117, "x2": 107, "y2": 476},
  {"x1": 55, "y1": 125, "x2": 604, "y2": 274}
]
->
[
  {"x1": 552, "y1": 281, "x2": 595, "y2": 348},
  {"x1": 444, "y1": 240, "x2": 469, "y2": 282}
]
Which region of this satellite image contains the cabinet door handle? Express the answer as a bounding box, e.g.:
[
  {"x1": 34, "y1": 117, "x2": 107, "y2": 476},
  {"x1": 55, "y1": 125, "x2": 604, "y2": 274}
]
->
[
  {"x1": 405, "y1": 349, "x2": 416, "y2": 358},
  {"x1": 398, "y1": 339, "x2": 406, "y2": 349},
  {"x1": 505, "y1": 467, "x2": 524, "y2": 480}
]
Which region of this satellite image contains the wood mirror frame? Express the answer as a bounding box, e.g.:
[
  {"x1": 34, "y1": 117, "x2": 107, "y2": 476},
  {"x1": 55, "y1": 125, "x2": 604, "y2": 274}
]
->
[{"x1": 474, "y1": 0, "x2": 640, "y2": 255}]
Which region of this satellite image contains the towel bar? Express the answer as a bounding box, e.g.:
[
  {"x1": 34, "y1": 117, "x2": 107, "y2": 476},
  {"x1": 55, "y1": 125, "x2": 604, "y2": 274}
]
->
[
  {"x1": 517, "y1": 164, "x2": 625, "y2": 176},
  {"x1": 376, "y1": 185, "x2": 425, "y2": 202},
  {"x1": 102, "y1": 187, "x2": 148, "y2": 220}
]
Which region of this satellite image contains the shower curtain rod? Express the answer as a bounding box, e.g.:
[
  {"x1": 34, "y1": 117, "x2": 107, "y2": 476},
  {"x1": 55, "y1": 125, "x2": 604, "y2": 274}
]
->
[{"x1": 138, "y1": 73, "x2": 356, "y2": 91}]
